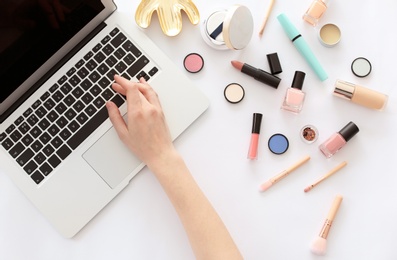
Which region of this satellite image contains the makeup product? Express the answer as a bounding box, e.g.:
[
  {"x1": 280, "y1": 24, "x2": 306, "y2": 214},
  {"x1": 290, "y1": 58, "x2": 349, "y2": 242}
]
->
[
  {"x1": 351, "y1": 57, "x2": 372, "y2": 77},
  {"x1": 334, "y1": 80, "x2": 388, "y2": 110},
  {"x1": 311, "y1": 194, "x2": 343, "y2": 256},
  {"x1": 301, "y1": 125, "x2": 319, "y2": 144},
  {"x1": 318, "y1": 23, "x2": 341, "y2": 47},
  {"x1": 303, "y1": 0, "x2": 330, "y2": 26},
  {"x1": 304, "y1": 161, "x2": 347, "y2": 192},
  {"x1": 281, "y1": 71, "x2": 306, "y2": 113},
  {"x1": 248, "y1": 113, "x2": 263, "y2": 160},
  {"x1": 259, "y1": 155, "x2": 310, "y2": 192},
  {"x1": 277, "y1": 13, "x2": 328, "y2": 81},
  {"x1": 184, "y1": 53, "x2": 204, "y2": 73},
  {"x1": 266, "y1": 53, "x2": 283, "y2": 75},
  {"x1": 201, "y1": 5, "x2": 253, "y2": 50},
  {"x1": 319, "y1": 121, "x2": 359, "y2": 158},
  {"x1": 258, "y1": 0, "x2": 275, "y2": 37},
  {"x1": 231, "y1": 60, "x2": 281, "y2": 88},
  {"x1": 224, "y1": 83, "x2": 245, "y2": 103},
  {"x1": 268, "y1": 133, "x2": 289, "y2": 154}
]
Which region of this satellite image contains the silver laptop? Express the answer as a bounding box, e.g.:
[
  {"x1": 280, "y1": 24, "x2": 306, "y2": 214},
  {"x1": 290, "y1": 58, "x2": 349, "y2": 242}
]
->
[{"x1": 0, "y1": 0, "x2": 209, "y2": 237}]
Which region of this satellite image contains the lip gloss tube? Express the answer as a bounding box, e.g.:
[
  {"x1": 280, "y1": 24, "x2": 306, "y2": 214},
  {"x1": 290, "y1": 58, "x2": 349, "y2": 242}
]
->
[
  {"x1": 319, "y1": 121, "x2": 359, "y2": 158},
  {"x1": 334, "y1": 79, "x2": 388, "y2": 110},
  {"x1": 248, "y1": 113, "x2": 263, "y2": 160}
]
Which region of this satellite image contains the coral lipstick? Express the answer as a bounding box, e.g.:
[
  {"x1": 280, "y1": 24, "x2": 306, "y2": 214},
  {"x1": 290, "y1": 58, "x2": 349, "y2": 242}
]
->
[{"x1": 231, "y1": 60, "x2": 281, "y2": 88}]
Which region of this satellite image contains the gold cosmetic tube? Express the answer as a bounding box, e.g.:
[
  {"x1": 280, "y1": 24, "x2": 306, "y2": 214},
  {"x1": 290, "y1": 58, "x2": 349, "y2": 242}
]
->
[{"x1": 334, "y1": 80, "x2": 388, "y2": 111}]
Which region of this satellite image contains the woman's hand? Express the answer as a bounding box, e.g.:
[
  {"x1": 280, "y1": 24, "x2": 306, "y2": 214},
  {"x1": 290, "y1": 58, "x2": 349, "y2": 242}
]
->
[{"x1": 106, "y1": 75, "x2": 176, "y2": 168}]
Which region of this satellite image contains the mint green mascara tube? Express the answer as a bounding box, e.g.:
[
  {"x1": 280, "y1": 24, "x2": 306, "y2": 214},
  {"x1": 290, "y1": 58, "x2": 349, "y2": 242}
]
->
[{"x1": 277, "y1": 13, "x2": 328, "y2": 81}]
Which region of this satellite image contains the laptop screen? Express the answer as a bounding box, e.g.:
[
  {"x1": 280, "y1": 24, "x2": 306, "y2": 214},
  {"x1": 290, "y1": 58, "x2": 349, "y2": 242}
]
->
[{"x1": 0, "y1": 0, "x2": 114, "y2": 122}]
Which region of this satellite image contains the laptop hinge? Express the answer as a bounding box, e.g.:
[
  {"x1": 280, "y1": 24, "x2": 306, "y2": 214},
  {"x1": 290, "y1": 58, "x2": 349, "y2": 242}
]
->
[{"x1": 0, "y1": 22, "x2": 107, "y2": 124}]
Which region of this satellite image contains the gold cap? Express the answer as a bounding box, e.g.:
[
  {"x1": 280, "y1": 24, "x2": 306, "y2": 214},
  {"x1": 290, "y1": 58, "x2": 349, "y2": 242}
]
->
[{"x1": 333, "y1": 80, "x2": 356, "y2": 100}]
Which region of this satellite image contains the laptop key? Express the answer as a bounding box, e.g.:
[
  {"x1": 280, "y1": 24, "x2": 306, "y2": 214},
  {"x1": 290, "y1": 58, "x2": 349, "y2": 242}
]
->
[
  {"x1": 27, "y1": 114, "x2": 39, "y2": 126},
  {"x1": 40, "y1": 91, "x2": 50, "y2": 102},
  {"x1": 34, "y1": 152, "x2": 46, "y2": 165},
  {"x1": 9, "y1": 142, "x2": 25, "y2": 158},
  {"x1": 126, "y1": 56, "x2": 149, "y2": 79},
  {"x1": 0, "y1": 132, "x2": 6, "y2": 142},
  {"x1": 18, "y1": 122, "x2": 31, "y2": 135},
  {"x1": 51, "y1": 136, "x2": 62, "y2": 149},
  {"x1": 23, "y1": 108, "x2": 33, "y2": 117},
  {"x1": 84, "y1": 51, "x2": 94, "y2": 61},
  {"x1": 39, "y1": 162, "x2": 52, "y2": 176},
  {"x1": 59, "y1": 128, "x2": 72, "y2": 141},
  {"x1": 35, "y1": 106, "x2": 47, "y2": 118},
  {"x1": 110, "y1": 32, "x2": 127, "y2": 48},
  {"x1": 42, "y1": 144, "x2": 55, "y2": 157},
  {"x1": 31, "y1": 171, "x2": 44, "y2": 184},
  {"x1": 49, "y1": 83, "x2": 59, "y2": 93},
  {"x1": 16, "y1": 148, "x2": 34, "y2": 166},
  {"x1": 52, "y1": 91, "x2": 64, "y2": 102},
  {"x1": 2, "y1": 138, "x2": 14, "y2": 150},
  {"x1": 39, "y1": 132, "x2": 51, "y2": 145},
  {"x1": 14, "y1": 116, "x2": 24, "y2": 126},
  {"x1": 57, "y1": 145, "x2": 71, "y2": 160},
  {"x1": 6, "y1": 124, "x2": 16, "y2": 134},
  {"x1": 30, "y1": 126, "x2": 42, "y2": 138},
  {"x1": 75, "y1": 59, "x2": 85, "y2": 69},
  {"x1": 77, "y1": 67, "x2": 89, "y2": 79},
  {"x1": 21, "y1": 134, "x2": 34, "y2": 146},
  {"x1": 48, "y1": 154, "x2": 61, "y2": 168},
  {"x1": 31, "y1": 140, "x2": 43, "y2": 153},
  {"x1": 10, "y1": 130, "x2": 22, "y2": 142},
  {"x1": 109, "y1": 27, "x2": 119, "y2": 37},
  {"x1": 24, "y1": 160, "x2": 38, "y2": 175}
]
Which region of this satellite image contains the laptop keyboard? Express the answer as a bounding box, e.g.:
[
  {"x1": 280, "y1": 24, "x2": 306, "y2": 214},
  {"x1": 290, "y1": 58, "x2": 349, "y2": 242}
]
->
[{"x1": 0, "y1": 27, "x2": 158, "y2": 185}]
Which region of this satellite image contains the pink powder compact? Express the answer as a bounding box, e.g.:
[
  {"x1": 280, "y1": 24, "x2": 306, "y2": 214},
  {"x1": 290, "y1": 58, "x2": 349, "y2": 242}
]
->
[{"x1": 183, "y1": 53, "x2": 204, "y2": 73}]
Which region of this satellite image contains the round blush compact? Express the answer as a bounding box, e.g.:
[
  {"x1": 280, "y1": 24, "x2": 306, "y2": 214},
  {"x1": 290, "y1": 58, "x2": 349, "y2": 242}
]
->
[
  {"x1": 224, "y1": 83, "x2": 245, "y2": 103},
  {"x1": 184, "y1": 53, "x2": 204, "y2": 73},
  {"x1": 268, "y1": 133, "x2": 289, "y2": 154}
]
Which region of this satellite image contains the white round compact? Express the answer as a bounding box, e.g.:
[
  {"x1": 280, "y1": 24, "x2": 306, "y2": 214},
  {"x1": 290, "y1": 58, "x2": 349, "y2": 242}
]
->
[{"x1": 201, "y1": 5, "x2": 253, "y2": 50}]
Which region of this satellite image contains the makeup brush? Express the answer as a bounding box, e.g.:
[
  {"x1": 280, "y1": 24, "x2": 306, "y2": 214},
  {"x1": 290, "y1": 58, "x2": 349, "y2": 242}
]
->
[
  {"x1": 304, "y1": 161, "x2": 347, "y2": 192},
  {"x1": 259, "y1": 155, "x2": 310, "y2": 192},
  {"x1": 310, "y1": 194, "x2": 343, "y2": 256},
  {"x1": 258, "y1": 0, "x2": 275, "y2": 37}
]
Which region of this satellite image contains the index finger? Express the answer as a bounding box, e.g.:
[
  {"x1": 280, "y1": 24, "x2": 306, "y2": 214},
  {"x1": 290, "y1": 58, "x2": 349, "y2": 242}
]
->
[{"x1": 136, "y1": 77, "x2": 162, "y2": 108}]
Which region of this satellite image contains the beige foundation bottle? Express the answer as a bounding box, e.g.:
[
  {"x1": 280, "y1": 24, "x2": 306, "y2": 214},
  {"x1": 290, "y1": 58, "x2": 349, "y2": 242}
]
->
[{"x1": 333, "y1": 80, "x2": 388, "y2": 111}]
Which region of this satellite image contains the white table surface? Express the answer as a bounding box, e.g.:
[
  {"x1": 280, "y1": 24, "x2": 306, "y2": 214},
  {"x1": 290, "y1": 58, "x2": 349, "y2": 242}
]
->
[{"x1": 1, "y1": 0, "x2": 397, "y2": 259}]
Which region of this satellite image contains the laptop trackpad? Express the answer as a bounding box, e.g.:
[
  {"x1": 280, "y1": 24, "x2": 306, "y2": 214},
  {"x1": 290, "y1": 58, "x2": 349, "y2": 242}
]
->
[{"x1": 82, "y1": 120, "x2": 142, "y2": 189}]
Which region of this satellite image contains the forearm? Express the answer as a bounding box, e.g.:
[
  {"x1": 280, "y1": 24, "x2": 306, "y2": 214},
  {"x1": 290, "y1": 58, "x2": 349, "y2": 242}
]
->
[{"x1": 147, "y1": 150, "x2": 243, "y2": 260}]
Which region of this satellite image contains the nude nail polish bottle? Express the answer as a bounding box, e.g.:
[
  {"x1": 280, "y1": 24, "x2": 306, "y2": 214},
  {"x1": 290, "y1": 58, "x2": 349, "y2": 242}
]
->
[
  {"x1": 281, "y1": 71, "x2": 306, "y2": 114},
  {"x1": 303, "y1": 0, "x2": 331, "y2": 26},
  {"x1": 319, "y1": 121, "x2": 359, "y2": 158}
]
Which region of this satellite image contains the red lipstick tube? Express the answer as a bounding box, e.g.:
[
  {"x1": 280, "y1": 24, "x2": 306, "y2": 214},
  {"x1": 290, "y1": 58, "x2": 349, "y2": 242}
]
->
[{"x1": 248, "y1": 113, "x2": 263, "y2": 160}]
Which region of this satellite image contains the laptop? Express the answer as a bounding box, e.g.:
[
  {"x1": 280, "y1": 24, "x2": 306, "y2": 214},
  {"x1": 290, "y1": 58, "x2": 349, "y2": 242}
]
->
[{"x1": 0, "y1": 0, "x2": 209, "y2": 237}]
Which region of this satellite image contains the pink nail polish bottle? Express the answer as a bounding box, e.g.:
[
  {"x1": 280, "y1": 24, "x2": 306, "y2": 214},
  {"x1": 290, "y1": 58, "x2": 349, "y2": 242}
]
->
[
  {"x1": 248, "y1": 113, "x2": 263, "y2": 160},
  {"x1": 319, "y1": 121, "x2": 359, "y2": 158},
  {"x1": 281, "y1": 71, "x2": 306, "y2": 114}
]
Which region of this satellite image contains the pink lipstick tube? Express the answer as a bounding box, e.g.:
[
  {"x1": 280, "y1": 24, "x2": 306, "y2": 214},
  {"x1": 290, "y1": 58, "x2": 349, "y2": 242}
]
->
[{"x1": 248, "y1": 113, "x2": 263, "y2": 160}]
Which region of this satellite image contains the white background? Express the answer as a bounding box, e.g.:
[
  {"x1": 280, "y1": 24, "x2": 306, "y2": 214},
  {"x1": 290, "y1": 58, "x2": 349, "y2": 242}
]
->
[{"x1": 1, "y1": 0, "x2": 397, "y2": 259}]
